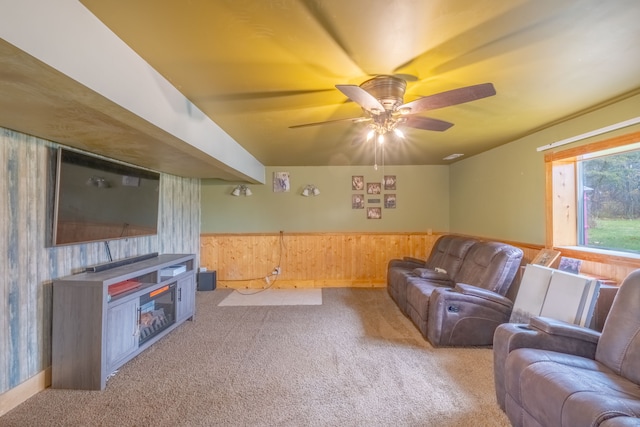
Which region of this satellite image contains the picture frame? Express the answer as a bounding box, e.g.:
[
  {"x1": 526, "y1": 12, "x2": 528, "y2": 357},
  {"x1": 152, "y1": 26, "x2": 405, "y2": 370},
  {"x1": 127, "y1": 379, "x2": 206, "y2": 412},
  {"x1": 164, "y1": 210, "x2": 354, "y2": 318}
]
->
[
  {"x1": 558, "y1": 257, "x2": 583, "y2": 275},
  {"x1": 366, "y1": 182, "x2": 381, "y2": 194},
  {"x1": 384, "y1": 175, "x2": 396, "y2": 190},
  {"x1": 351, "y1": 175, "x2": 364, "y2": 191},
  {"x1": 531, "y1": 249, "x2": 561, "y2": 267},
  {"x1": 351, "y1": 194, "x2": 364, "y2": 209},
  {"x1": 384, "y1": 194, "x2": 396, "y2": 208},
  {"x1": 273, "y1": 172, "x2": 290, "y2": 192},
  {"x1": 367, "y1": 207, "x2": 382, "y2": 219}
]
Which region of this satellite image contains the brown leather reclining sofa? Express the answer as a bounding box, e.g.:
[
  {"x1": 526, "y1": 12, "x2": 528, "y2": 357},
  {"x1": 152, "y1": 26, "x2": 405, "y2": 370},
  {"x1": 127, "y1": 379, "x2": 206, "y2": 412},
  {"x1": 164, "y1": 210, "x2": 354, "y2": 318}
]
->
[
  {"x1": 387, "y1": 235, "x2": 523, "y2": 346},
  {"x1": 493, "y1": 269, "x2": 640, "y2": 426}
]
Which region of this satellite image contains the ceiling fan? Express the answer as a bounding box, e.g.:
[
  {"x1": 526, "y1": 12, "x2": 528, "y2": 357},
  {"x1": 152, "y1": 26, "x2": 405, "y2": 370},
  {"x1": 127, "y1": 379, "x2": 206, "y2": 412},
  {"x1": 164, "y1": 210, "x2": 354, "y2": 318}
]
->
[{"x1": 290, "y1": 75, "x2": 496, "y2": 138}]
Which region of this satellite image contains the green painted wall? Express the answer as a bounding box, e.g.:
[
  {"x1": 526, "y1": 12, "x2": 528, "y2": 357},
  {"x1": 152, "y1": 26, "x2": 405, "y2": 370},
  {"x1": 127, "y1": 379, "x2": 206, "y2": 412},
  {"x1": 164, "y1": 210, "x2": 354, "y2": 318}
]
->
[
  {"x1": 201, "y1": 94, "x2": 640, "y2": 241},
  {"x1": 450, "y1": 93, "x2": 640, "y2": 244},
  {"x1": 201, "y1": 165, "x2": 450, "y2": 233}
]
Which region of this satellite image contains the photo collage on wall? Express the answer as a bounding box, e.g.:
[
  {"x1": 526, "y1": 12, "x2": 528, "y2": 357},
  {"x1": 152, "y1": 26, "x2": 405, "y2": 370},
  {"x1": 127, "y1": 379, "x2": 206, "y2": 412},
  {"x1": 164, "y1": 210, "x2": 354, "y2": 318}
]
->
[{"x1": 351, "y1": 175, "x2": 396, "y2": 219}]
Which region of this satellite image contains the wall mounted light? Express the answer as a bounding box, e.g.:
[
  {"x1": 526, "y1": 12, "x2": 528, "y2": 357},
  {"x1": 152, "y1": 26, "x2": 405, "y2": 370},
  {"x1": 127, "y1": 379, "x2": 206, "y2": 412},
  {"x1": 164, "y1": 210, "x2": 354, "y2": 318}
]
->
[
  {"x1": 231, "y1": 185, "x2": 252, "y2": 196},
  {"x1": 86, "y1": 176, "x2": 111, "y2": 188},
  {"x1": 301, "y1": 185, "x2": 320, "y2": 197}
]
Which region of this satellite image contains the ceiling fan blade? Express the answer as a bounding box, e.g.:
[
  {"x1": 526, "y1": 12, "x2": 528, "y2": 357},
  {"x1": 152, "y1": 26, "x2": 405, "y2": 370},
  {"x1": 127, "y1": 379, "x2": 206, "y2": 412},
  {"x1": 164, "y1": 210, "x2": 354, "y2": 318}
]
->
[
  {"x1": 289, "y1": 116, "x2": 371, "y2": 129},
  {"x1": 335, "y1": 85, "x2": 386, "y2": 113},
  {"x1": 399, "y1": 83, "x2": 496, "y2": 114},
  {"x1": 403, "y1": 116, "x2": 454, "y2": 132},
  {"x1": 207, "y1": 88, "x2": 335, "y2": 102}
]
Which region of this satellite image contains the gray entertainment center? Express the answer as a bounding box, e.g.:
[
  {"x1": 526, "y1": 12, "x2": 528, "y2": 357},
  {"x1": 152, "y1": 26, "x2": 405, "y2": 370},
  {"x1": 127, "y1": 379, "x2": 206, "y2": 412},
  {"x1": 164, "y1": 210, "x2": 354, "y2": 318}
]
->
[{"x1": 52, "y1": 253, "x2": 196, "y2": 390}]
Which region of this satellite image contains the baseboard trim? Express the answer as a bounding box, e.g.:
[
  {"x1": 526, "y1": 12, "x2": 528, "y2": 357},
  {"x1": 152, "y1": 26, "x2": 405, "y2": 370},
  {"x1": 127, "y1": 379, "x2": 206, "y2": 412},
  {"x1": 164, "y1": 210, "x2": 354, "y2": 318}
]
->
[
  {"x1": 0, "y1": 367, "x2": 51, "y2": 417},
  {"x1": 217, "y1": 280, "x2": 386, "y2": 289}
]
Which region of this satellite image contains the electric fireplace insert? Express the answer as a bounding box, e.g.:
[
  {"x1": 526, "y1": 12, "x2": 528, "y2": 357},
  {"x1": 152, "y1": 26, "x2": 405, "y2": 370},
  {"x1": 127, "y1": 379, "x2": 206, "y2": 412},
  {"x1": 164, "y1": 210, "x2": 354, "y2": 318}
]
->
[{"x1": 138, "y1": 283, "x2": 176, "y2": 345}]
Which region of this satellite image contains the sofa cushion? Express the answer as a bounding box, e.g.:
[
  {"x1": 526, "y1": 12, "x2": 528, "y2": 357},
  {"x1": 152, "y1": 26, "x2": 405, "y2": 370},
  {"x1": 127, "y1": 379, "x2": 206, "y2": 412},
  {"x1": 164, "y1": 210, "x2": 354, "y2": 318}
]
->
[
  {"x1": 426, "y1": 235, "x2": 477, "y2": 277},
  {"x1": 387, "y1": 268, "x2": 414, "y2": 314},
  {"x1": 405, "y1": 277, "x2": 450, "y2": 337},
  {"x1": 412, "y1": 268, "x2": 453, "y2": 285},
  {"x1": 454, "y1": 241, "x2": 523, "y2": 295},
  {"x1": 506, "y1": 348, "x2": 640, "y2": 427}
]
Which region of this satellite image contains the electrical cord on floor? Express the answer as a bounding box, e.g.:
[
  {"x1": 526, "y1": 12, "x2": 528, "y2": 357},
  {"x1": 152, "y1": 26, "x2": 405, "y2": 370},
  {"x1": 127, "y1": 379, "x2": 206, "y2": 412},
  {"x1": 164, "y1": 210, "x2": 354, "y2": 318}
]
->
[{"x1": 224, "y1": 230, "x2": 286, "y2": 296}]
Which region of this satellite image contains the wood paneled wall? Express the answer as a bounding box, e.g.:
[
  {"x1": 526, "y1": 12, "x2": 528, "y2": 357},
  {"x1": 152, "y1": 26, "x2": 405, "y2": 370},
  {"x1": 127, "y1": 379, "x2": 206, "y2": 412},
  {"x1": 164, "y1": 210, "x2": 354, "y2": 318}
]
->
[
  {"x1": 0, "y1": 127, "x2": 200, "y2": 402},
  {"x1": 200, "y1": 232, "x2": 442, "y2": 288},
  {"x1": 200, "y1": 233, "x2": 637, "y2": 289}
]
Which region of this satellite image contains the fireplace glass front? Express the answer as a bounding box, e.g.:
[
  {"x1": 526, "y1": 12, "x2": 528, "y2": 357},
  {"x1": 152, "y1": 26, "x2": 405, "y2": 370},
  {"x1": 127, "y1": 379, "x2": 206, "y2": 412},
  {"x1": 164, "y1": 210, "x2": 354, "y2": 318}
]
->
[{"x1": 138, "y1": 283, "x2": 176, "y2": 345}]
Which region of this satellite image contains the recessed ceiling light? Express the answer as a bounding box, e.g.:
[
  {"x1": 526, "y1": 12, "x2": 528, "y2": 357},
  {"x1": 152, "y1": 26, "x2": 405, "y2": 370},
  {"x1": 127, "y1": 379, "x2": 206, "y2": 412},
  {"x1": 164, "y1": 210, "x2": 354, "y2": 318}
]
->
[{"x1": 443, "y1": 153, "x2": 464, "y2": 160}]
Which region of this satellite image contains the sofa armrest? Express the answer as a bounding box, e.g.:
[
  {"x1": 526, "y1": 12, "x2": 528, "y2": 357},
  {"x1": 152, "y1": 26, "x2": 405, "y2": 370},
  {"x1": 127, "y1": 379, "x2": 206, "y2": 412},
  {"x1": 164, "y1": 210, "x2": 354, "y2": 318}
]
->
[
  {"x1": 599, "y1": 416, "x2": 640, "y2": 427},
  {"x1": 403, "y1": 256, "x2": 425, "y2": 265},
  {"x1": 427, "y1": 285, "x2": 514, "y2": 347},
  {"x1": 494, "y1": 320, "x2": 600, "y2": 359},
  {"x1": 493, "y1": 319, "x2": 601, "y2": 410},
  {"x1": 529, "y1": 316, "x2": 600, "y2": 344},
  {"x1": 387, "y1": 257, "x2": 425, "y2": 270},
  {"x1": 413, "y1": 268, "x2": 450, "y2": 281},
  {"x1": 454, "y1": 283, "x2": 513, "y2": 308}
]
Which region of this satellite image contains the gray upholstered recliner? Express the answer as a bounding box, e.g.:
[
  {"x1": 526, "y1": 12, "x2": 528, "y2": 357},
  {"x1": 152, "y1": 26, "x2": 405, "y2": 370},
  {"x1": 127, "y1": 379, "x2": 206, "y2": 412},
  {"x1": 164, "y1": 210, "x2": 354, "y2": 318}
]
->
[
  {"x1": 493, "y1": 269, "x2": 640, "y2": 426},
  {"x1": 387, "y1": 235, "x2": 523, "y2": 346},
  {"x1": 387, "y1": 235, "x2": 477, "y2": 313}
]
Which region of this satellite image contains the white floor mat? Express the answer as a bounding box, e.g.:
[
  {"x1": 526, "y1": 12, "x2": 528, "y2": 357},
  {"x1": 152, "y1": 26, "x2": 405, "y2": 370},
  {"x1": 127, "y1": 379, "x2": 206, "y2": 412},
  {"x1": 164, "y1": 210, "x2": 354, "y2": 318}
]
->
[{"x1": 218, "y1": 288, "x2": 322, "y2": 307}]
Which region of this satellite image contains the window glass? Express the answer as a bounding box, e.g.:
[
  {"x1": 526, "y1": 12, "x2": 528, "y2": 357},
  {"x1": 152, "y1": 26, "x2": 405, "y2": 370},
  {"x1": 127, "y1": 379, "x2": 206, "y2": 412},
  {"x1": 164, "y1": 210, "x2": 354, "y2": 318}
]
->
[{"x1": 578, "y1": 149, "x2": 640, "y2": 254}]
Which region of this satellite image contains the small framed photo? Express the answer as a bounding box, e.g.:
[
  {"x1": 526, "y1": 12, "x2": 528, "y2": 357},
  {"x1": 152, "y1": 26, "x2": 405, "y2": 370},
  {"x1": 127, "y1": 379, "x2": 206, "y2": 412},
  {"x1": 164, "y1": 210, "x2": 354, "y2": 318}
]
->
[
  {"x1": 352, "y1": 175, "x2": 364, "y2": 191},
  {"x1": 384, "y1": 194, "x2": 396, "y2": 208},
  {"x1": 367, "y1": 207, "x2": 382, "y2": 219},
  {"x1": 558, "y1": 257, "x2": 582, "y2": 274},
  {"x1": 273, "y1": 172, "x2": 290, "y2": 192},
  {"x1": 384, "y1": 175, "x2": 396, "y2": 190},
  {"x1": 366, "y1": 182, "x2": 381, "y2": 194},
  {"x1": 352, "y1": 194, "x2": 364, "y2": 209},
  {"x1": 531, "y1": 249, "x2": 561, "y2": 267}
]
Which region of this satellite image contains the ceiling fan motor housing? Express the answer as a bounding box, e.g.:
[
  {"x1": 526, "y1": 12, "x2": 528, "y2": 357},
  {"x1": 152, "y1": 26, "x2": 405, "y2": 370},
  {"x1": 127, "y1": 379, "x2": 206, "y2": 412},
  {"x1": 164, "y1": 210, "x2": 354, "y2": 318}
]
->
[{"x1": 360, "y1": 75, "x2": 407, "y2": 112}]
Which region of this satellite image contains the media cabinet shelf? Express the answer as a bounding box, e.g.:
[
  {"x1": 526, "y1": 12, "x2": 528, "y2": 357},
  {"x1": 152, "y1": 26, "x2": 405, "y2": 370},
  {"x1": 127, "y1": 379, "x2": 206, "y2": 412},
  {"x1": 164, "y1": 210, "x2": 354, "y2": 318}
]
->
[{"x1": 52, "y1": 253, "x2": 196, "y2": 390}]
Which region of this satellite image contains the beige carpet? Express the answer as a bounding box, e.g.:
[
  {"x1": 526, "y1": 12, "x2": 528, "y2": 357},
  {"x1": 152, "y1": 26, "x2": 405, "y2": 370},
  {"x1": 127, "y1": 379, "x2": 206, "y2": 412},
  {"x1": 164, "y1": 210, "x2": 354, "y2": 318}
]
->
[
  {"x1": 0, "y1": 288, "x2": 509, "y2": 427},
  {"x1": 218, "y1": 288, "x2": 322, "y2": 306}
]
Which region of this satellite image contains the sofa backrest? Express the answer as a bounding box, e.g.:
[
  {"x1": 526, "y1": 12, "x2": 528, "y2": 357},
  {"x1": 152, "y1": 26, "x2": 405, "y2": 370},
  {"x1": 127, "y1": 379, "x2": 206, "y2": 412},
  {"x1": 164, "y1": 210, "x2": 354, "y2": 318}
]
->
[
  {"x1": 426, "y1": 235, "x2": 477, "y2": 278},
  {"x1": 596, "y1": 269, "x2": 640, "y2": 385},
  {"x1": 453, "y1": 241, "x2": 523, "y2": 295}
]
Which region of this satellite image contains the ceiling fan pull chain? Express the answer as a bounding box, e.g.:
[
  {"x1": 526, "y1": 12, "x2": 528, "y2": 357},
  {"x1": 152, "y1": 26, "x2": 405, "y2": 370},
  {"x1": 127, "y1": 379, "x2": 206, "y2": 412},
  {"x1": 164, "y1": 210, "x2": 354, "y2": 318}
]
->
[
  {"x1": 382, "y1": 143, "x2": 385, "y2": 178},
  {"x1": 374, "y1": 138, "x2": 378, "y2": 170}
]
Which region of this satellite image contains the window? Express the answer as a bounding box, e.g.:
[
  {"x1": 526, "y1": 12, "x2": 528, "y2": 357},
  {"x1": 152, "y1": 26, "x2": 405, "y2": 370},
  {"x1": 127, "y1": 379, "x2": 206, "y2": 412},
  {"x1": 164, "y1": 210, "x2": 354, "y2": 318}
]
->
[
  {"x1": 546, "y1": 131, "x2": 640, "y2": 264},
  {"x1": 579, "y1": 146, "x2": 640, "y2": 253}
]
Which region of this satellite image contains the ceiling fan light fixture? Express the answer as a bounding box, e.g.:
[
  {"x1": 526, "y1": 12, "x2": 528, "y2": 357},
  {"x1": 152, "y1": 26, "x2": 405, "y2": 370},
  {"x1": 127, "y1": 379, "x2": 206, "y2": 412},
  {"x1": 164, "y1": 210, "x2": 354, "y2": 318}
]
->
[
  {"x1": 366, "y1": 129, "x2": 375, "y2": 141},
  {"x1": 360, "y1": 75, "x2": 407, "y2": 110},
  {"x1": 291, "y1": 75, "x2": 495, "y2": 170}
]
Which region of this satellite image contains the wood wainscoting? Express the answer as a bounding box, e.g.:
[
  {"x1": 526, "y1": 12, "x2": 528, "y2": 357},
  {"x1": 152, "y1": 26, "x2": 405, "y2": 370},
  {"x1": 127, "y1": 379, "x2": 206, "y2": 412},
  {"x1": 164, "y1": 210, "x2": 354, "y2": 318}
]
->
[
  {"x1": 200, "y1": 232, "x2": 637, "y2": 289},
  {"x1": 200, "y1": 232, "x2": 442, "y2": 289}
]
